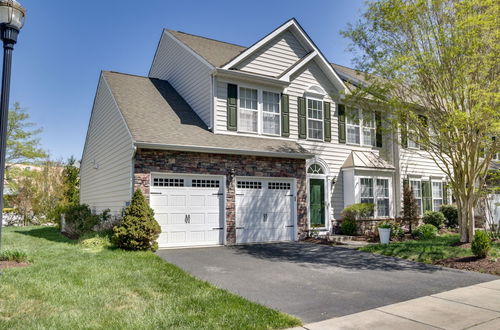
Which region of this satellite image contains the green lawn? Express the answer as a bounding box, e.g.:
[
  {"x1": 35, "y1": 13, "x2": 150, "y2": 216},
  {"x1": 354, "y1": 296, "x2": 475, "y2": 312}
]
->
[
  {"x1": 0, "y1": 226, "x2": 300, "y2": 330},
  {"x1": 358, "y1": 234, "x2": 500, "y2": 264}
]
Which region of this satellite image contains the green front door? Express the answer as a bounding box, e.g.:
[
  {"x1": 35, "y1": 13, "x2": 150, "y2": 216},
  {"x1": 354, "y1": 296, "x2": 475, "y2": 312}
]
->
[{"x1": 310, "y1": 179, "x2": 325, "y2": 227}]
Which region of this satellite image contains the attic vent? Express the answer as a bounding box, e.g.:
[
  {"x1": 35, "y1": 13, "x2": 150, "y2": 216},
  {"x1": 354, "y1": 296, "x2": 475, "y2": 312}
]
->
[{"x1": 306, "y1": 85, "x2": 326, "y2": 96}]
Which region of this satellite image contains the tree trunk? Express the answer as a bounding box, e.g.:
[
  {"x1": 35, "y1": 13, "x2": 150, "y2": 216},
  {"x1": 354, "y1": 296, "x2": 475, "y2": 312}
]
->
[{"x1": 458, "y1": 194, "x2": 475, "y2": 243}]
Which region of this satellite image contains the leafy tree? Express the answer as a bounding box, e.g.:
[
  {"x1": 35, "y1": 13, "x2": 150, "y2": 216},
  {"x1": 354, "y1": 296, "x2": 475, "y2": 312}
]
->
[
  {"x1": 402, "y1": 182, "x2": 419, "y2": 232},
  {"x1": 62, "y1": 156, "x2": 80, "y2": 205},
  {"x1": 112, "y1": 189, "x2": 161, "y2": 251},
  {"x1": 342, "y1": 0, "x2": 499, "y2": 242},
  {"x1": 8, "y1": 160, "x2": 65, "y2": 225},
  {"x1": 6, "y1": 102, "x2": 46, "y2": 165}
]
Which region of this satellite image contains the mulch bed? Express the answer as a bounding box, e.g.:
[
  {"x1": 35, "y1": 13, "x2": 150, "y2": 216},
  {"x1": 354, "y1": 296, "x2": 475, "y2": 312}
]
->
[
  {"x1": 434, "y1": 256, "x2": 499, "y2": 276},
  {"x1": 0, "y1": 261, "x2": 30, "y2": 269}
]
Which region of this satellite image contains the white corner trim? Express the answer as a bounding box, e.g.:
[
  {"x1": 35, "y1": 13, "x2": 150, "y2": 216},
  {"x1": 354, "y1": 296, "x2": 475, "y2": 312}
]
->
[
  {"x1": 222, "y1": 19, "x2": 296, "y2": 69},
  {"x1": 279, "y1": 51, "x2": 318, "y2": 82},
  {"x1": 163, "y1": 30, "x2": 214, "y2": 70}
]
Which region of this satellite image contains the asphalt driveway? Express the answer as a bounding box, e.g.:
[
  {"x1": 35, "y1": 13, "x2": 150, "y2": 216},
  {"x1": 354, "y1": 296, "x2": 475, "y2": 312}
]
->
[{"x1": 157, "y1": 242, "x2": 497, "y2": 323}]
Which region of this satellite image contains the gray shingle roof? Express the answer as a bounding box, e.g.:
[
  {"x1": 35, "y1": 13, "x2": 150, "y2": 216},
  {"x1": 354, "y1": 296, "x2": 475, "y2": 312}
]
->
[
  {"x1": 167, "y1": 30, "x2": 245, "y2": 67},
  {"x1": 167, "y1": 29, "x2": 361, "y2": 84},
  {"x1": 103, "y1": 71, "x2": 311, "y2": 158}
]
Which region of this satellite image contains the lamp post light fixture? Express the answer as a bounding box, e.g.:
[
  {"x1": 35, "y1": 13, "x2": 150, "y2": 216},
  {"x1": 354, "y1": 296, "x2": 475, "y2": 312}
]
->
[{"x1": 0, "y1": 0, "x2": 25, "y2": 252}]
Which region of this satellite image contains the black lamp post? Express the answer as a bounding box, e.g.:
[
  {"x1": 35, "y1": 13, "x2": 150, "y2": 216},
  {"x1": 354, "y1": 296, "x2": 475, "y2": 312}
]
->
[{"x1": 0, "y1": 0, "x2": 25, "y2": 251}]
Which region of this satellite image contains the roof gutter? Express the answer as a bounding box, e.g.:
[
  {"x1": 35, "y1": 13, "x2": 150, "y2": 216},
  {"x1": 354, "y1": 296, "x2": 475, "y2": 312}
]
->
[
  {"x1": 214, "y1": 68, "x2": 290, "y2": 88},
  {"x1": 134, "y1": 142, "x2": 313, "y2": 159}
]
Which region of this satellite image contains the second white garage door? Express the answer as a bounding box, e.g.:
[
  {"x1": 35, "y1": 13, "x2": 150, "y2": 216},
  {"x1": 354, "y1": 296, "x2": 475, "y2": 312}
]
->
[
  {"x1": 150, "y1": 175, "x2": 224, "y2": 248},
  {"x1": 235, "y1": 178, "x2": 296, "y2": 244}
]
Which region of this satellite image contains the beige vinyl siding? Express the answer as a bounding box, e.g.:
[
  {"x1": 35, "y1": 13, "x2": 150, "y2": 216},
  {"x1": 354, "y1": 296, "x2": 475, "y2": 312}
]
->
[
  {"x1": 214, "y1": 60, "x2": 386, "y2": 220},
  {"x1": 236, "y1": 31, "x2": 308, "y2": 77},
  {"x1": 80, "y1": 75, "x2": 135, "y2": 215},
  {"x1": 149, "y1": 31, "x2": 213, "y2": 127}
]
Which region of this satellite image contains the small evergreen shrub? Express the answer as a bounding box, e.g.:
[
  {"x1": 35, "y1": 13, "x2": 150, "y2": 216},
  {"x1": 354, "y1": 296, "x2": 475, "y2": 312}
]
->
[
  {"x1": 402, "y1": 182, "x2": 419, "y2": 232},
  {"x1": 440, "y1": 205, "x2": 458, "y2": 228},
  {"x1": 412, "y1": 224, "x2": 438, "y2": 240},
  {"x1": 422, "y1": 211, "x2": 445, "y2": 229},
  {"x1": 341, "y1": 219, "x2": 357, "y2": 235},
  {"x1": 63, "y1": 204, "x2": 99, "y2": 238},
  {"x1": 471, "y1": 231, "x2": 491, "y2": 258},
  {"x1": 112, "y1": 189, "x2": 161, "y2": 251},
  {"x1": 0, "y1": 249, "x2": 28, "y2": 262}
]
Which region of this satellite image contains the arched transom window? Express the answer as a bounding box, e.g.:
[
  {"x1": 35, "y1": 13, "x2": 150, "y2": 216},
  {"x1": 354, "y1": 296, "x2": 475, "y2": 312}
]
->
[{"x1": 307, "y1": 164, "x2": 325, "y2": 174}]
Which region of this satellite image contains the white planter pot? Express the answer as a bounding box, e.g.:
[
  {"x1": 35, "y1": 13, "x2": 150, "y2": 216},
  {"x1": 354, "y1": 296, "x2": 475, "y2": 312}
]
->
[{"x1": 378, "y1": 227, "x2": 391, "y2": 244}]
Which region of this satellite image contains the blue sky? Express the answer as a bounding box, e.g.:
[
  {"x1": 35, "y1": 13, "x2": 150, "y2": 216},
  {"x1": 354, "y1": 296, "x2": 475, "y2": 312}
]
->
[{"x1": 10, "y1": 0, "x2": 365, "y2": 161}]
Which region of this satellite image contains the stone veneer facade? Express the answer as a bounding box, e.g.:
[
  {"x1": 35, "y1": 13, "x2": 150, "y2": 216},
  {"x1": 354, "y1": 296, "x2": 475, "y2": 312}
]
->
[{"x1": 134, "y1": 148, "x2": 307, "y2": 244}]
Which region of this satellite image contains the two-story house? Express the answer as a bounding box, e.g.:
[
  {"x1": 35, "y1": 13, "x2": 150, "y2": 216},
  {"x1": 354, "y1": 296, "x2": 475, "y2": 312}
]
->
[{"x1": 80, "y1": 18, "x2": 449, "y2": 248}]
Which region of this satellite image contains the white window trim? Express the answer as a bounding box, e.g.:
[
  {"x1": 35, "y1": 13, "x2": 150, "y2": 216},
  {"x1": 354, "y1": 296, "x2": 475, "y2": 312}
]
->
[
  {"x1": 346, "y1": 109, "x2": 377, "y2": 147},
  {"x1": 431, "y1": 180, "x2": 444, "y2": 211},
  {"x1": 236, "y1": 83, "x2": 281, "y2": 136},
  {"x1": 357, "y1": 175, "x2": 393, "y2": 218},
  {"x1": 306, "y1": 95, "x2": 324, "y2": 141},
  {"x1": 262, "y1": 91, "x2": 281, "y2": 137}
]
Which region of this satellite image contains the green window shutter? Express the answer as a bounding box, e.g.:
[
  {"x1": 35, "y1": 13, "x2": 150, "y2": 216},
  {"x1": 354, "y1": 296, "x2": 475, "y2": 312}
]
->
[
  {"x1": 298, "y1": 96, "x2": 307, "y2": 139},
  {"x1": 422, "y1": 180, "x2": 432, "y2": 212},
  {"x1": 375, "y1": 112, "x2": 382, "y2": 147},
  {"x1": 338, "y1": 104, "x2": 346, "y2": 143},
  {"x1": 418, "y1": 115, "x2": 428, "y2": 150},
  {"x1": 281, "y1": 93, "x2": 290, "y2": 137},
  {"x1": 400, "y1": 115, "x2": 408, "y2": 148},
  {"x1": 323, "y1": 101, "x2": 331, "y2": 142},
  {"x1": 443, "y1": 182, "x2": 448, "y2": 205},
  {"x1": 227, "y1": 84, "x2": 238, "y2": 131}
]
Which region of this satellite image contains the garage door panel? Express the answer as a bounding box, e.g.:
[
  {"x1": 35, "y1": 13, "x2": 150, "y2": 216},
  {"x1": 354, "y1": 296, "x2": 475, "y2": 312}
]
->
[
  {"x1": 236, "y1": 178, "x2": 295, "y2": 244},
  {"x1": 150, "y1": 175, "x2": 224, "y2": 248}
]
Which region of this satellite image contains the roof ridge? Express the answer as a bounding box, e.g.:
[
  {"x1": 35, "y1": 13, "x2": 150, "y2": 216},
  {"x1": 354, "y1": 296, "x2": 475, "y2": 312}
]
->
[
  {"x1": 104, "y1": 70, "x2": 150, "y2": 79},
  {"x1": 166, "y1": 29, "x2": 247, "y2": 49}
]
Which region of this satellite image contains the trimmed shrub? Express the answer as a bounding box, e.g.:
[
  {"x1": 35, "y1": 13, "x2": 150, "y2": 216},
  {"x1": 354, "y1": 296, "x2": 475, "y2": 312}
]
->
[
  {"x1": 341, "y1": 219, "x2": 357, "y2": 236},
  {"x1": 440, "y1": 205, "x2": 458, "y2": 228},
  {"x1": 112, "y1": 189, "x2": 161, "y2": 251},
  {"x1": 342, "y1": 203, "x2": 375, "y2": 220},
  {"x1": 471, "y1": 231, "x2": 491, "y2": 258},
  {"x1": 0, "y1": 249, "x2": 28, "y2": 262},
  {"x1": 63, "y1": 204, "x2": 99, "y2": 238},
  {"x1": 422, "y1": 211, "x2": 445, "y2": 229},
  {"x1": 412, "y1": 224, "x2": 438, "y2": 240},
  {"x1": 78, "y1": 232, "x2": 113, "y2": 249},
  {"x1": 340, "y1": 203, "x2": 374, "y2": 236}
]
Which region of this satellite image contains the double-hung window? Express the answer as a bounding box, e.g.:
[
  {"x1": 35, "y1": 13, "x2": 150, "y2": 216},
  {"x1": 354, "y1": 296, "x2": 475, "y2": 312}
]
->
[
  {"x1": 307, "y1": 98, "x2": 323, "y2": 140},
  {"x1": 346, "y1": 110, "x2": 361, "y2": 144},
  {"x1": 359, "y1": 177, "x2": 391, "y2": 217},
  {"x1": 432, "y1": 181, "x2": 443, "y2": 211},
  {"x1": 408, "y1": 127, "x2": 419, "y2": 149},
  {"x1": 410, "y1": 180, "x2": 423, "y2": 215},
  {"x1": 238, "y1": 87, "x2": 258, "y2": 133},
  {"x1": 262, "y1": 91, "x2": 280, "y2": 135},
  {"x1": 360, "y1": 178, "x2": 374, "y2": 205},
  {"x1": 363, "y1": 111, "x2": 376, "y2": 146},
  {"x1": 347, "y1": 109, "x2": 377, "y2": 146},
  {"x1": 376, "y1": 179, "x2": 390, "y2": 217}
]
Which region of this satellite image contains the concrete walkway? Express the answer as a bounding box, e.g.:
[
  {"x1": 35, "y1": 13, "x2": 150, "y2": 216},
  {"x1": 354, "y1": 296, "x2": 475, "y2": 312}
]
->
[{"x1": 292, "y1": 279, "x2": 500, "y2": 330}]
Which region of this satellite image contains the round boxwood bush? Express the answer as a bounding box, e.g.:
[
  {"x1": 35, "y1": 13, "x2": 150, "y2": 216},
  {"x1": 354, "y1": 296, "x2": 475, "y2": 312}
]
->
[
  {"x1": 422, "y1": 211, "x2": 445, "y2": 229},
  {"x1": 112, "y1": 189, "x2": 161, "y2": 251},
  {"x1": 412, "y1": 224, "x2": 438, "y2": 240},
  {"x1": 440, "y1": 205, "x2": 458, "y2": 228},
  {"x1": 341, "y1": 219, "x2": 357, "y2": 236},
  {"x1": 471, "y1": 231, "x2": 491, "y2": 258}
]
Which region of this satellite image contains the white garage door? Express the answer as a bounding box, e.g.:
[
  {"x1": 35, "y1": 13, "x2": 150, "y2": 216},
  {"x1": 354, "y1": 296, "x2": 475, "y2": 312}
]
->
[
  {"x1": 236, "y1": 178, "x2": 295, "y2": 244},
  {"x1": 150, "y1": 175, "x2": 224, "y2": 248}
]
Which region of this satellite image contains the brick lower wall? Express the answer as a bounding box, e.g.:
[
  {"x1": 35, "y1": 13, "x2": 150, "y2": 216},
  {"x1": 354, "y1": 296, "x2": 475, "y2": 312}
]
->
[{"x1": 134, "y1": 149, "x2": 307, "y2": 244}]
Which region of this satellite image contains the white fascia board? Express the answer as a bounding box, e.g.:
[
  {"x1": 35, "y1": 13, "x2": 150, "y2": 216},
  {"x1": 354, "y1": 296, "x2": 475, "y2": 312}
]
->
[
  {"x1": 134, "y1": 142, "x2": 313, "y2": 159},
  {"x1": 343, "y1": 166, "x2": 396, "y2": 172},
  {"x1": 279, "y1": 51, "x2": 318, "y2": 82},
  {"x1": 222, "y1": 19, "x2": 296, "y2": 69},
  {"x1": 214, "y1": 68, "x2": 290, "y2": 88},
  {"x1": 163, "y1": 30, "x2": 214, "y2": 70}
]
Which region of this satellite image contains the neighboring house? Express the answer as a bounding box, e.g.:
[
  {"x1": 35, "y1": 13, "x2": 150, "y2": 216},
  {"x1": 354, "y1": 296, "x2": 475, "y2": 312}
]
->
[{"x1": 80, "y1": 18, "x2": 449, "y2": 248}]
